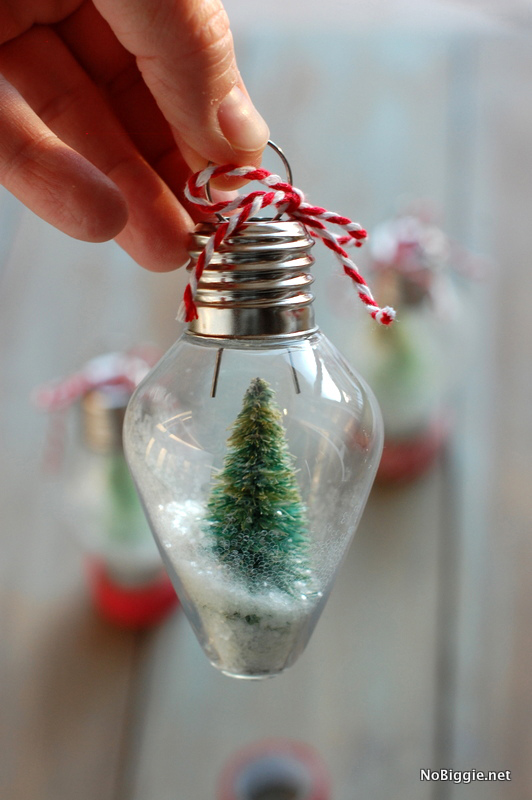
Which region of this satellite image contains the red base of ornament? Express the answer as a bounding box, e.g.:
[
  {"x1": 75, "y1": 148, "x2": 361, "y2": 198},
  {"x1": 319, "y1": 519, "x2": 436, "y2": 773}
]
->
[
  {"x1": 377, "y1": 419, "x2": 449, "y2": 486},
  {"x1": 86, "y1": 559, "x2": 178, "y2": 630},
  {"x1": 217, "y1": 739, "x2": 331, "y2": 800}
]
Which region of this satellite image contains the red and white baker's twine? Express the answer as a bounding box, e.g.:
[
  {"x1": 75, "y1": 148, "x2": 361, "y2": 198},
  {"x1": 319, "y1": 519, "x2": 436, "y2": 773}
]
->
[
  {"x1": 33, "y1": 351, "x2": 154, "y2": 473},
  {"x1": 178, "y1": 165, "x2": 396, "y2": 326},
  {"x1": 33, "y1": 352, "x2": 152, "y2": 412}
]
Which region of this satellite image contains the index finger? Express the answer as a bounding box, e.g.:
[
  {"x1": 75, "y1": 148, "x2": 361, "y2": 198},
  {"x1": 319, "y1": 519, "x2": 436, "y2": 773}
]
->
[{"x1": 93, "y1": 0, "x2": 269, "y2": 170}]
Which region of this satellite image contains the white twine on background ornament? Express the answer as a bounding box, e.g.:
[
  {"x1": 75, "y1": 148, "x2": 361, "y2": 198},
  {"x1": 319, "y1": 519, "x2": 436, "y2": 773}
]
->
[
  {"x1": 32, "y1": 350, "x2": 157, "y2": 472},
  {"x1": 33, "y1": 351, "x2": 152, "y2": 412},
  {"x1": 178, "y1": 164, "x2": 396, "y2": 326}
]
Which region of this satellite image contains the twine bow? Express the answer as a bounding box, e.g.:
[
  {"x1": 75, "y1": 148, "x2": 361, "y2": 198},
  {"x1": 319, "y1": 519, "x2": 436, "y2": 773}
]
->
[{"x1": 179, "y1": 164, "x2": 396, "y2": 327}]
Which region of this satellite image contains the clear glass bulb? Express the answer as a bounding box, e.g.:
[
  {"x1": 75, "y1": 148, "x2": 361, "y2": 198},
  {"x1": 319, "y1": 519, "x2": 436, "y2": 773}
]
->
[
  {"x1": 124, "y1": 218, "x2": 383, "y2": 678},
  {"x1": 63, "y1": 383, "x2": 177, "y2": 627}
]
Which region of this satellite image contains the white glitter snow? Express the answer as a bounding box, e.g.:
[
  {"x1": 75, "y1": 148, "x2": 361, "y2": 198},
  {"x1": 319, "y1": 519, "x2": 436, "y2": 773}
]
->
[{"x1": 157, "y1": 500, "x2": 322, "y2": 676}]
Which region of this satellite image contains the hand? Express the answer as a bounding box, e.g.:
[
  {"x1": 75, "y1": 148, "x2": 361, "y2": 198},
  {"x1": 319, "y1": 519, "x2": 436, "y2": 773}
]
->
[{"x1": 0, "y1": 0, "x2": 269, "y2": 270}]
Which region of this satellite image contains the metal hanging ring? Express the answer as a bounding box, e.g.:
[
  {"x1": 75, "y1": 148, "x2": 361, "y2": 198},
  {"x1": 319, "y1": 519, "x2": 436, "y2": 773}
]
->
[{"x1": 204, "y1": 139, "x2": 293, "y2": 223}]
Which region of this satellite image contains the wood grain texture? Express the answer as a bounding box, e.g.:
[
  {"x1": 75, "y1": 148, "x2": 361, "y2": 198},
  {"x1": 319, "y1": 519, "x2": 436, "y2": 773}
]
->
[
  {"x1": 446, "y1": 33, "x2": 532, "y2": 800},
  {"x1": 1, "y1": 17, "x2": 530, "y2": 800},
  {"x1": 0, "y1": 209, "x2": 186, "y2": 800}
]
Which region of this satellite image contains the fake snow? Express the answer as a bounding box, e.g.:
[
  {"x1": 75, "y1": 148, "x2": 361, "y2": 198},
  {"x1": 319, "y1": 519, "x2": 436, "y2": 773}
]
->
[{"x1": 157, "y1": 499, "x2": 322, "y2": 677}]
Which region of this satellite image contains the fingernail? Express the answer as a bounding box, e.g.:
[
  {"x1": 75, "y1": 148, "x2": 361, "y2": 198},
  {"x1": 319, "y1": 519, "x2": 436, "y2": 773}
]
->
[{"x1": 218, "y1": 86, "x2": 269, "y2": 153}]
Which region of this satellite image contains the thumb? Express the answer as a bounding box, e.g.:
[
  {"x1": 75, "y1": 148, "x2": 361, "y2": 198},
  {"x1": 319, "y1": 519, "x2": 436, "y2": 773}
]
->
[{"x1": 94, "y1": 0, "x2": 269, "y2": 169}]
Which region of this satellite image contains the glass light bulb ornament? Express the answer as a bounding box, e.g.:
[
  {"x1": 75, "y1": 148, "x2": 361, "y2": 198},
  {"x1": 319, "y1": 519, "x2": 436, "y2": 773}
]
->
[
  {"x1": 124, "y1": 143, "x2": 394, "y2": 678},
  {"x1": 34, "y1": 350, "x2": 178, "y2": 629}
]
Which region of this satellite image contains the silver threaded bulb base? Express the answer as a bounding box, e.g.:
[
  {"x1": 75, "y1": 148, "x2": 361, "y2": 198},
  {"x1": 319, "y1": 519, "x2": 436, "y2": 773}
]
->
[{"x1": 186, "y1": 219, "x2": 317, "y2": 340}]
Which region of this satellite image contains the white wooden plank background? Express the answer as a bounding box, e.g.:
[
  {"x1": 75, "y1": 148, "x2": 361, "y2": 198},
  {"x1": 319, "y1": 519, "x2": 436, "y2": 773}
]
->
[{"x1": 1, "y1": 11, "x2": 531, "y2": 800}]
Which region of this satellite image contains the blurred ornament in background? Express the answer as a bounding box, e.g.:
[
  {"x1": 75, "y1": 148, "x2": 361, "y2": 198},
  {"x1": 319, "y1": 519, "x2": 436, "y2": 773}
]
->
[
  {"x1": 346, "y1": 209, "x2": 480, "y2": 484},
  {"x1": 217, "y1": 739, "x2": 331, "y2": 800},
  {"x1": 34, "y1": 350, "x2": 178, "y2": 629}
]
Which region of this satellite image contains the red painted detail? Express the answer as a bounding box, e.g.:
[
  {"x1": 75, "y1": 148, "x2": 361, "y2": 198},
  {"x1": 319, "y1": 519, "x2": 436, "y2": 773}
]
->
[
  {"x1": 377, "y1": 419, "x2": 450, "y2": 485},
  {"x1": 86, "y1": 558, "x2": 179, "y2": 630}
]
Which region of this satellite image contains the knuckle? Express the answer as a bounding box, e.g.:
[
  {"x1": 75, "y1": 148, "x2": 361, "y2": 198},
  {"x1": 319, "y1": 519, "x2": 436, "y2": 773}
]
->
[
  {"x1": 180, "y1": 0, "x2": 233, "y2": 63},
  {"x1": 35, "y1": 84, "x2": 82, "y2": 130}
]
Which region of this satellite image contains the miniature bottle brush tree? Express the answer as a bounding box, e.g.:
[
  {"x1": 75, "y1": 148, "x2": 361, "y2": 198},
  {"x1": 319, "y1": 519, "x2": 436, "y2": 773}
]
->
[{"x1": 206, "y1": 377, "x2": 310, "y2": 596}]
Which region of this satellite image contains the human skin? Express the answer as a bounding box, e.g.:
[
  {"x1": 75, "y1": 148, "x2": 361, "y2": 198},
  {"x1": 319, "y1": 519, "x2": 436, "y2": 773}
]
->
[{"x1": 0, "y1": 0, "x2": 269, "y2": 270}]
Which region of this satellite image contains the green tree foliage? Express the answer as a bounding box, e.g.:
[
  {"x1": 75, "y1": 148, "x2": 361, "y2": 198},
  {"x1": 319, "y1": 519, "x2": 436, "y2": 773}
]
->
[
  {"x1": 107, "y1": 453, "x2": 147, "y2": 544},
  {"x1": 206, "y1": 377, "x2": 309, "y2": 593}
]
